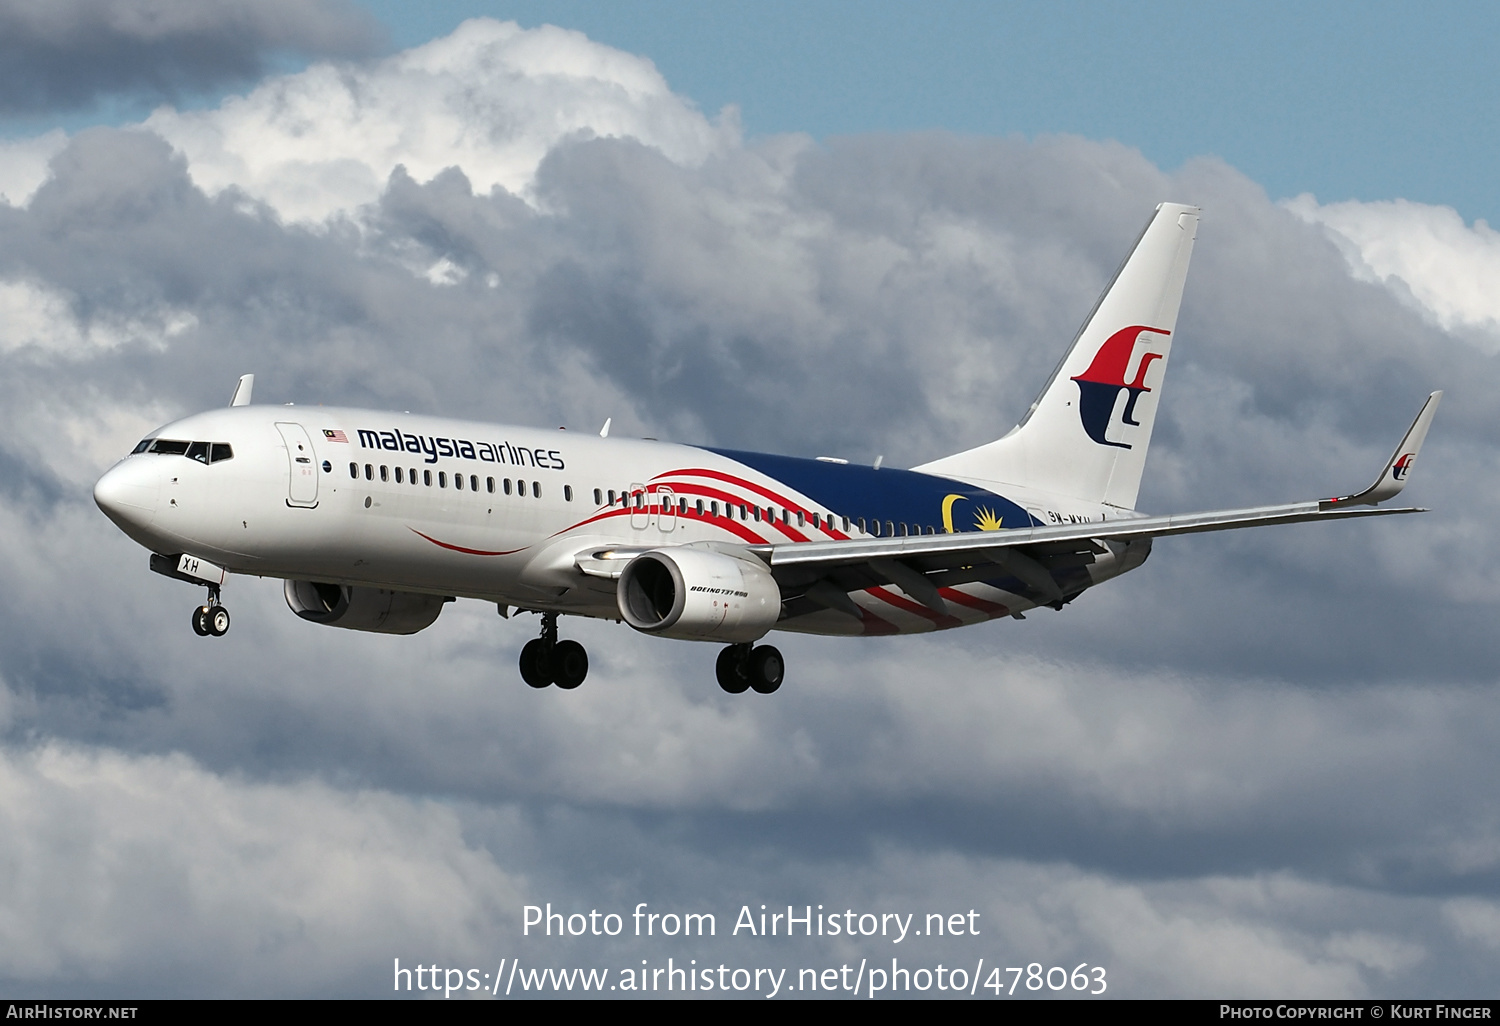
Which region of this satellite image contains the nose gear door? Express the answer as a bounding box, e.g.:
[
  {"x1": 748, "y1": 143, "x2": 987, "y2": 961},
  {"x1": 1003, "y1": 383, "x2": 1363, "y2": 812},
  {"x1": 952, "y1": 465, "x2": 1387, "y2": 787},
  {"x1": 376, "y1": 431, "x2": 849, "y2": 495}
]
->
[{"x1": 275, "y1": 422, "x2": 319, "y2": 507}]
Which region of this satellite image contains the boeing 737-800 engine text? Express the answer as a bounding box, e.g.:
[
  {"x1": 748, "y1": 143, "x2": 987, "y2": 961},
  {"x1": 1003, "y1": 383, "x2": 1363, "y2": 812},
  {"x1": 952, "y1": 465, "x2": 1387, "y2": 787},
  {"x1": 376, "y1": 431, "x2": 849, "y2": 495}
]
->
[{"x1": 93, "y1": 204, "x2": 1441, "y2": 694}]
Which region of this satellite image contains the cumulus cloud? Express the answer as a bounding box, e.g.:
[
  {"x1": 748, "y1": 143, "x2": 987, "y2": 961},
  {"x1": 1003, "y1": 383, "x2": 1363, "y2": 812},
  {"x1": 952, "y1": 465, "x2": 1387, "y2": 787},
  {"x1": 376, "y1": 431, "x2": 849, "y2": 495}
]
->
[
  {"x1": 144, "y1": 18, "x2": 739, "y2": 222},
  {"x1": 0, "y1": 743, "x2": 521, "y2": 995},
  {"x1": 0, "y1": 19, "x2": 1497, "y2": 997},
  {"x1": 1287, "y1": 194, "x2": 1500, "y2": 351},
  {"x1": 0, "y1": 130, "x2": 68, "y2": 207},
  {"x1": 0, "y1": 0, "x2": 383, "y2": 115}
]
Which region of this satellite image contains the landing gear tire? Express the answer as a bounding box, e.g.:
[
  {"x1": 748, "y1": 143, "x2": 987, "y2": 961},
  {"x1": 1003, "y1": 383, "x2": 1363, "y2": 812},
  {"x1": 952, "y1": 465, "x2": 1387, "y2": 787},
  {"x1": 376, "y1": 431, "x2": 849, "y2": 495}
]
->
[
  {"x1": 519, "y1": 639, "x2": 550, "y2": 688},
  {"x1": 192, "y1": 605, "x2": 211, "y2": 636},
  {"x1": 553, "y1": 640, "x2": 588, "y2": 690},
  {"x1": 716, "y1": 645, "x2": 751, "y2": 694},
  {"x1": 207, "y1": 605, "x2": 230, "y2": 637},
  {"x1": 748, "y1": 645, "x2": 784, "y2": 694},
  {"x1": 519, "y1": 613, "x2": 588, "y2": 689}
]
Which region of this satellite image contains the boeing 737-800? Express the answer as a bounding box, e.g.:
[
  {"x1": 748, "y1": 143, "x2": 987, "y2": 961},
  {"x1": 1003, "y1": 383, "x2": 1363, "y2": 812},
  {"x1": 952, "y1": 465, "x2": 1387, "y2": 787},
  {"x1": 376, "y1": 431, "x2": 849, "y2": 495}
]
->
[{"x1": 93, "y1": 203, "x2": 1440, "y2": 694}]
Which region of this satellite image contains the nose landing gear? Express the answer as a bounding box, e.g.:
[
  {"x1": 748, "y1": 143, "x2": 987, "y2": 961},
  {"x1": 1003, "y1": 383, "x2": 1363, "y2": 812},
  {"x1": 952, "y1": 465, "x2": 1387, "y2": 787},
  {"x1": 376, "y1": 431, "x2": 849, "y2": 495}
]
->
[
  {"x1": 190, "y1": 585, "x2": 230, "y2": 638},
  {"x1": 519, "y1": 612, "x2": 589, "y2": 689},
  {"x1": 716, "y1": 643, "x2": 784, "y2": 694}
]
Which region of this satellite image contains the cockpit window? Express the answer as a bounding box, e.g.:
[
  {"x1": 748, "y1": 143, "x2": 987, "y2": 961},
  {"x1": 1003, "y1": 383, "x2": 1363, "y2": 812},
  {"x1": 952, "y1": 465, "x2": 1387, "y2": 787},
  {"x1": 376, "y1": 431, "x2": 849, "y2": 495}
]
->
[
  {"x1": 140, "y1": 438, "x2": 234, "y2": 463},
  {"x1": 148, "y1": 439, "x2": 191, "y2": 455}
]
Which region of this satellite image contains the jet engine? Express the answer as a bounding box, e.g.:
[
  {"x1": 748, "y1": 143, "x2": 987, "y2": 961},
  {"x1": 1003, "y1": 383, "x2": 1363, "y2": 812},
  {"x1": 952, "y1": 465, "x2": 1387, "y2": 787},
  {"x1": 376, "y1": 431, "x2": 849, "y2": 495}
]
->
[
  {"x1": 283, "y1": 580, "x2": 448, "y2": 635},
  {"x1": 617, "y1": 548, "x2": 781, "y2": 643}
]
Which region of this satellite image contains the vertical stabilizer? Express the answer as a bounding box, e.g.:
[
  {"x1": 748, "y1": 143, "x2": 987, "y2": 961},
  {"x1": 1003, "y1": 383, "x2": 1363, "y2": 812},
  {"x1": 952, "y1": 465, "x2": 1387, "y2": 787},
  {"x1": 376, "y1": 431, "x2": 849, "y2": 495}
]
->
[{"x1": 915, "y1": 203, "x2": 1199, "y2": 509}]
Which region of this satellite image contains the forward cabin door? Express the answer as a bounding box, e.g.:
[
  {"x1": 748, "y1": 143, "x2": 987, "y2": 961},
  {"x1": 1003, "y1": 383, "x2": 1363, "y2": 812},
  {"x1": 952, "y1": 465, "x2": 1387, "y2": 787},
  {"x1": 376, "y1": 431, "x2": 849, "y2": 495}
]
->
[{"x1": 275, "y1": 422, "x2": 320, "y2": 507}]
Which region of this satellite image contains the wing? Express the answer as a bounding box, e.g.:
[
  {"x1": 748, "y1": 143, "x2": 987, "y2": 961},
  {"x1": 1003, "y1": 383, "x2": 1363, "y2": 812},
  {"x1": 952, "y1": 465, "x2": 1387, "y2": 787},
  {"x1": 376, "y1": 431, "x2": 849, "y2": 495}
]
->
[
  {"x1": 573, "y1": 393, "x2": 1440, "y2": 621},
  {"x1": 747, "y1": 392, "x2": 1441, "y2": 617}
]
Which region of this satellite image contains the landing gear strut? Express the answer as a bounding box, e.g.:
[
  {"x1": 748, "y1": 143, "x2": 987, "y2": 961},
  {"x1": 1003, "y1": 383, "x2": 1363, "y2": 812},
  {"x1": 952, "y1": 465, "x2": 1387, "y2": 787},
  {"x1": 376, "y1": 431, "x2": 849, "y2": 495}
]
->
[
  {"x1": 190, "y1": 584, "x2": 230, "y2": 638},
  {"x1": 519, "y1": 612, "x2": 588, "y2": 689},
  {"x1": 716, "y1": 643, "x2": 783, "y2": 695}
]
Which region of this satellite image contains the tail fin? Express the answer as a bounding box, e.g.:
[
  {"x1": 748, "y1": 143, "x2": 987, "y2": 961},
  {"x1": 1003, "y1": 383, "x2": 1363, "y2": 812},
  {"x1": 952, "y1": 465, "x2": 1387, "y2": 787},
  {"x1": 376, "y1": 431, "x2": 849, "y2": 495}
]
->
[{"x1": 916, "y1": 202, "x2": 1199, "y2": 509}]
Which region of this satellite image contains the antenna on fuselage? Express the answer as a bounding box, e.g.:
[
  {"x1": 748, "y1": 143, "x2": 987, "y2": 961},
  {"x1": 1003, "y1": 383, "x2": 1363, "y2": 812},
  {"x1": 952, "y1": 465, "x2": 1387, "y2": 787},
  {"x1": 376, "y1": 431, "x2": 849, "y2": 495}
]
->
[
  {"x1": 599, "y1": 418, "x2": 612, "y2": 438},
  {"x1": 229, "y1": 374, "x2": 254, "y2": 407}
]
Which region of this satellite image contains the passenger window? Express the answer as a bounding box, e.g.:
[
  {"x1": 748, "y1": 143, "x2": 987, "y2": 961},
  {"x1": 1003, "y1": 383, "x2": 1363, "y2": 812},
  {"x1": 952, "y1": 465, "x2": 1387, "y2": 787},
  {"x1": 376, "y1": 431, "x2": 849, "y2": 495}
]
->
[
  {"x1": 503, "y1": 478, "x2": 512, "y2": 495},
  {"x1": 594, "y1": 488, "x2": 602, "y2": 505},
  {"x1": 752, "y1": 506, "x2": 761, "y2": 522},
  {"x1": 470, "y1": 475, "x2": 478, "y2": 492},
  {"x1": 488, "y1": 478, "x2": 496, "y2": 494},
  {"x1": 843, "y1": 517, "x2": 851, "y2": 533},
  {"x1": 811, "y1": 513, "x2": 820, "y2": 529},
  {"x1": 380, "y1": 466, "x2": 389, "y2": 483},
  {"x1": 564, "y1": 485, "x2": 573, "y2": 502},
  {"x1": 364, "y1": 464, "x2": 373, "y2": 481},
  {"x1": 210, "y1": 443, "x2": 233, "y2": 463},
  {"x1": 349, "y1": 463, "x2": 358, "y2": 479},
  {"x1": 411, "y1": 468, "x2": 418, "y2": 485},
  {"x1": 711, "y1": 501, "x2": 719, "y2": 517},
  {"x1": 424, "y1": 470, "x2": 432, "y2": 486},
  {"x1": 607, "y1": 489, "x2": 616, "y2": 505},
  {"x1": 455, "y1": 473, "x2": 464, "y2": 490},
  {"x1": 394, "y1": 467, "x2": 403, "y2": 484},
  {"x1": 439, "y1": 472, "x2": 447, "y2": 488},
  {"x1": 796, "y1": 511, "x2": 805, "y2": 527},
  {"x1": 885, "y1": 521, "x2": 895, "y2": 536}
]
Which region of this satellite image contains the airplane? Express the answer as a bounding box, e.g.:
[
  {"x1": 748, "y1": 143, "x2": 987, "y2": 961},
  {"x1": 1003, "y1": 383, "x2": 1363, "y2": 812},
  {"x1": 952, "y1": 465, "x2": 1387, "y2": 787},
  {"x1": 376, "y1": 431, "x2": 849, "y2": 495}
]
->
[{"x1": 92, "y1": 203, "x2": 1441, "y2": 695}]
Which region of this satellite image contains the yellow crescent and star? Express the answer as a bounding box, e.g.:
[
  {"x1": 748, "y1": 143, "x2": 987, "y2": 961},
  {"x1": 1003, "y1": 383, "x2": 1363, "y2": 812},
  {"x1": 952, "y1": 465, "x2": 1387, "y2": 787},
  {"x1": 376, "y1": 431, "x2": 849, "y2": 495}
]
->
[{"x1": 942, "y1": 494, "x2": 1004, "y2": 533}]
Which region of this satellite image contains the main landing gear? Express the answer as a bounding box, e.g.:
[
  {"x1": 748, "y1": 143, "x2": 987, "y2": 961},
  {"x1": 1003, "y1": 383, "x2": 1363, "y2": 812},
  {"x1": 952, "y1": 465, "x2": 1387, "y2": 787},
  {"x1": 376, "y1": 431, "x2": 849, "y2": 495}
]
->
[
  {"x1": 519, "y1": 612, "x2": 588, "y2": 689},
  {"x1": 716, "y1": 643, "x2": 784, "y2": 695},
  {"x1": 190, "y1": 585, "x2": 230, "y2": 638}
]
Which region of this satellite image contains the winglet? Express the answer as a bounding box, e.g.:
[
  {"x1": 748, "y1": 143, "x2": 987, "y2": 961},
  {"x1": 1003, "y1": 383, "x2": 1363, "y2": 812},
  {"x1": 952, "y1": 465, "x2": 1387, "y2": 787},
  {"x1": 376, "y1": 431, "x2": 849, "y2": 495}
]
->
[
  {"x1": 1321, "y1": 391, "x2": 1442, "y2": 509},
  {"x1": 229, "y1": 374, "x2": 254, "y2": 407}
]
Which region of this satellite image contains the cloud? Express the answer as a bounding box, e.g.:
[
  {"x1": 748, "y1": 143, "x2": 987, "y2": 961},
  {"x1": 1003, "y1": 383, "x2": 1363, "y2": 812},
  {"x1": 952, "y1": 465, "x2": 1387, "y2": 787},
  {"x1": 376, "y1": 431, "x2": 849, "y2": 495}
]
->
[
  {"x1": 0, "y1": 20, "x2": 1497, "y2": 997},
  {"x1": 143, "y1": 18, "x2": 739, "y2": 223},
  {"x1": 0, "y1": 130, "x2": 68, "y2": 207},
  {"x1": 0, "y1": 743, "x2": 522, "y2": 996},
  {"x1": 1286, "y1": 194, "x2": 1500, "y2": 351},
  {"x1": 0, "y1": 0, "x2": 383, "y2": 115}
]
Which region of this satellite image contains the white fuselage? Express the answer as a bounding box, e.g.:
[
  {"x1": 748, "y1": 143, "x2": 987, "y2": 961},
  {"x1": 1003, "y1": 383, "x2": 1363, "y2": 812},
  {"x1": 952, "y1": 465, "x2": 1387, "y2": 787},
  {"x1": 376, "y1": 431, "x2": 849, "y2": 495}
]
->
[{"x1": 94, "y1": 404, "x2": 1141, "y2": 638}]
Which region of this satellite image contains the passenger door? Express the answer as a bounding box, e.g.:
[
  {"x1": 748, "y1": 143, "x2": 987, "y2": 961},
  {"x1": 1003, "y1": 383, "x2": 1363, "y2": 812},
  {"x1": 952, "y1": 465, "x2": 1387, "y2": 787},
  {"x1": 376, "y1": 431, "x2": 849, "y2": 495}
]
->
[{"x1": 275, "y1": 422, "x2": 319, "y2": 507}]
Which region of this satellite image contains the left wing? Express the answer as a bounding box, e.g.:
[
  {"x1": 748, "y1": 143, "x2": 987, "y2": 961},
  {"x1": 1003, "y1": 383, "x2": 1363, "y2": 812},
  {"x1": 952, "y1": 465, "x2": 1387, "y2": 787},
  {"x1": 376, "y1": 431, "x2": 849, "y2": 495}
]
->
[
  {"x1": 574, "y1": 394, "x2": 1439, "y2": 618},
  {"x1": 749, "y1": 392, "x2": 1440, "y2": 613}
]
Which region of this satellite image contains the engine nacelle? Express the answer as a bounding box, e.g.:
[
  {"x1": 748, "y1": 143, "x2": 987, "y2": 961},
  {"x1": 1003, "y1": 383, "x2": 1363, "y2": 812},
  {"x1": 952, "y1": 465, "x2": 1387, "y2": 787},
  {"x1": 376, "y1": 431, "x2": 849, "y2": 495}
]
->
[
  {"x1": 617, "y1": 548, "x2": 781, "y2": 643},
  {"x1": 284, "y1": 580, "x2": 448, "y2": 635}
]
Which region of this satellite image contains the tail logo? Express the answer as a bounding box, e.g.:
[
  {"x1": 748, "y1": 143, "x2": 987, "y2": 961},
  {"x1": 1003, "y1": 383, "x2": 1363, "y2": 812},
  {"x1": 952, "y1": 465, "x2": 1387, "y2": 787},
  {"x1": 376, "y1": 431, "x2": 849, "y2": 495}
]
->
[
  {"x1": 1392, "y1": 453, "x2": 1416, "y2": 481},
  {"x1": 1071, "y1": 325, "x2": 1170, "y2": 449}
]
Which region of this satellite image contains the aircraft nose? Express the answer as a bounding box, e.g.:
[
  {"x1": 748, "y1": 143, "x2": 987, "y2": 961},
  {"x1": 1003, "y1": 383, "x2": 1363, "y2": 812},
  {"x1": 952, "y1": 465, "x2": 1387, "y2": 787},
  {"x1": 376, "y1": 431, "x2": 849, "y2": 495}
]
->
[{"x1": 94, "y1": 458, "x2": 159, "y2": 530}]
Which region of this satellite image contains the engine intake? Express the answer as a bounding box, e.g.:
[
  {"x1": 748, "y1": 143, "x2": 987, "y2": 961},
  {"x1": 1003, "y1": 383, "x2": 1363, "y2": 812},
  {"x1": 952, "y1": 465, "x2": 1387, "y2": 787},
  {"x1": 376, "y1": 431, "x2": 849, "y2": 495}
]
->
[
  {"x1": 284, "y1": 580, "x2": 448, "y2": 635},
  {"x1": 617, "y1": 548, "x2": 781, "y2": 643}
]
